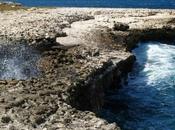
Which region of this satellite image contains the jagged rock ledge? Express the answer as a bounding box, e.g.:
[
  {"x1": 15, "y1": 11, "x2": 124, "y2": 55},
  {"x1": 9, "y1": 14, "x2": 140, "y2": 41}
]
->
[{"x1": 0, "y1": 8, "x2": 175, "y2": 130}]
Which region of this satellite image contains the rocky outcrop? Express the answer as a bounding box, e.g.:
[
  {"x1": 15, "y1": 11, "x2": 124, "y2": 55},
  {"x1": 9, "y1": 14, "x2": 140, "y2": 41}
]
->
[
  {"x1": 0, "y1": 8, "x2": 174, "y2": 130},
  {"x1": 69, "y1": 53, "x2": 135, "y2": 111},
  {"x1": 113, "y1": 22, "x2": 129, "y2": 31}
]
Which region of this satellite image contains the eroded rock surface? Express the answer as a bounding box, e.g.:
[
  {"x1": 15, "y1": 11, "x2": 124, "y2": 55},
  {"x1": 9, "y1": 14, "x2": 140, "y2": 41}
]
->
[{"x1": 0, "y1": 8, "x2": 174, "y2": 130}]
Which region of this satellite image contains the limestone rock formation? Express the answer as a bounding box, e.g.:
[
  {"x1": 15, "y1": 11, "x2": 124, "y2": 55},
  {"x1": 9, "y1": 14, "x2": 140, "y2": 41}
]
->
[{"x1": 0, "y1": 8, "x2": 174, "y2": 130}]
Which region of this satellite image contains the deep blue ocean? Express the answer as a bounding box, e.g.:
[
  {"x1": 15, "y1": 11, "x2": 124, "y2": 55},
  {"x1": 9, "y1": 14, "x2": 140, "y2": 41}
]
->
[
  {"x1": 8, "y1": 0, "x2": 175, "y2": 8},
  {"x1": 101, "y1": 41, "x2": 175, "y2": 130}
]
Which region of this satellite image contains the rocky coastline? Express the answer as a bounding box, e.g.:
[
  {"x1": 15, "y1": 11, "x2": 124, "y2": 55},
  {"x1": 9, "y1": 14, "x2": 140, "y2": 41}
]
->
[{"x1": 0, "y1": 7, "x2": 175, "y2": 130}]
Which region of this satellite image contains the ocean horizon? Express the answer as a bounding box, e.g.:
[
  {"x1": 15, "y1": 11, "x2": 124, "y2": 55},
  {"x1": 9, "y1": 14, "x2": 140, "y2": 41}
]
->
[{"x1": 4, "y1": 0, "x2": 175, "y2": 9}]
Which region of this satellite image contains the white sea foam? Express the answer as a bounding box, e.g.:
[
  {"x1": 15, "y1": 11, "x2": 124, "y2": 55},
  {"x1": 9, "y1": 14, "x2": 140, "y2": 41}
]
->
[
  {"x1": 101, "y1": 41, "x2": 175, "y2": 130},
  {"x1": 133, "y1": 42, "x2": 175, "y2": 86},
  {"x1": 0, "y1": 44, "x2": 40, "y2": 80}
]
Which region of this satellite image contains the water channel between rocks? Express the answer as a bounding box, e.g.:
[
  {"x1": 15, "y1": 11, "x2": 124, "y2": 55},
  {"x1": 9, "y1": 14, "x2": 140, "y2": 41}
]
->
[{"x1": 101, "y1": 41, "x2": 175, "y2": 130}]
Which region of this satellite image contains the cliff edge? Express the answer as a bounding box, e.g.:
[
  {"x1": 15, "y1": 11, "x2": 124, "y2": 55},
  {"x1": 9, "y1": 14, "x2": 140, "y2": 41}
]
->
[{"x1": 0, "y1": 8, "x2": 174, "y2": 130}]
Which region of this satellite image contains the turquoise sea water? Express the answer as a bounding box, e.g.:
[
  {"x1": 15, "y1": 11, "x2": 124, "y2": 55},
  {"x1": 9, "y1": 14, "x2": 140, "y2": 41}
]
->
[
  {"x1": 102, "y1": 41, "x2": 175, "y2": 130},
  {"x1": 6, "y1": 0, "x2": 175, "y2": 8}
]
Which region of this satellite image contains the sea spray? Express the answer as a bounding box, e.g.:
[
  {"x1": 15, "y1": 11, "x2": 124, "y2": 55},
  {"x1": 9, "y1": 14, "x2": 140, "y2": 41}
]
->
[{"x1": 0, "y1": 44, "x2": 40, "y2": 80}]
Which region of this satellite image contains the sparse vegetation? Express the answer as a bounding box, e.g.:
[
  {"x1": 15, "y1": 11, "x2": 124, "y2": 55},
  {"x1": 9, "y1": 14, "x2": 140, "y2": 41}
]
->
[{"x1": 0, "y1": 3, "x2": 24, "y2": 11}]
